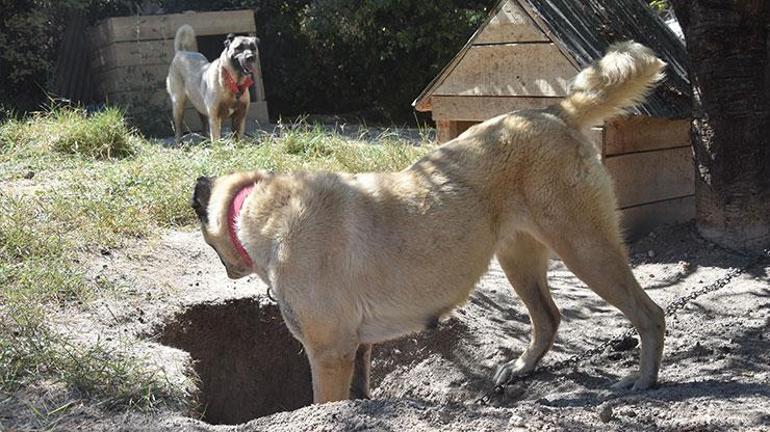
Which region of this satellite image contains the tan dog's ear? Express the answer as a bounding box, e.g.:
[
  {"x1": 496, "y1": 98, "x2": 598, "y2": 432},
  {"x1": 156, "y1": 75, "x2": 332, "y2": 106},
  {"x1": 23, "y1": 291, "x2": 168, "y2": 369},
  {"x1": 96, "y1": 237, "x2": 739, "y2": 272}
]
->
[{"x1": 191, "y1": 176, "x2": 214, "y2": 224}]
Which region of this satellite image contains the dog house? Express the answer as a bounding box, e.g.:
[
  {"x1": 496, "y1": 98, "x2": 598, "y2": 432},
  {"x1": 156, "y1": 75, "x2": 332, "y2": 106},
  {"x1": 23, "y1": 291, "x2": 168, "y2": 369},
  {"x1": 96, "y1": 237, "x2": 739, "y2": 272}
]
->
[
  {"x1": 89, "y1": 10, "x2": 269, "y2": 135},
  {"x1": 413, "y1": 0, "x2": 693, "y2": 236}
]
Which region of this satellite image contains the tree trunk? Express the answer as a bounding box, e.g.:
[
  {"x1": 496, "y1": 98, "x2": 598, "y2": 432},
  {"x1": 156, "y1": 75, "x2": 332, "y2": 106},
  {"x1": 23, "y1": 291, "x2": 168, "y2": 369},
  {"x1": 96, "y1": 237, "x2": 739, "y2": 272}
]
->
[{"x1": 670, "y1": 0, "x2": 770, "y2": 252}]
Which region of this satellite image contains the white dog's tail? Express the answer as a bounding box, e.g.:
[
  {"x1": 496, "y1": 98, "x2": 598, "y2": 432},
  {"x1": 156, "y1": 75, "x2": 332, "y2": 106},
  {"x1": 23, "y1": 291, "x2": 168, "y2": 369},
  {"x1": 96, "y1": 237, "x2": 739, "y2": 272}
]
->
[
  {"x1": 174, "y1": 24, "x2": 198, "y2": 52},
  {"x1": 558, "y1": 41, "x2": 665, "y2": 128}
]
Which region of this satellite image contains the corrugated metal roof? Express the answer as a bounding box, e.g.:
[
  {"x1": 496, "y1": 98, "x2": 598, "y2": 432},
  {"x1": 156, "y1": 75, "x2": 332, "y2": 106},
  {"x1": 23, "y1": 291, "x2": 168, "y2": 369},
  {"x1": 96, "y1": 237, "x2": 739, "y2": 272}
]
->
[
  {"x1": 525, "y1": 0, "x2": 690, "y2": 118},
  {"x1": 414, "y1": 0, "x2": 691, "y2": 119}
]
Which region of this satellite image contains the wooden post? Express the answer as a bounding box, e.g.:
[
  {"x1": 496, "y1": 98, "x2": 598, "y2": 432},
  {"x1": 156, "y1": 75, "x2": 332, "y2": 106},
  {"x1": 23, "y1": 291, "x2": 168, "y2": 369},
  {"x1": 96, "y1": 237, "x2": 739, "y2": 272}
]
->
[{"x1": 436, "y1": 120, "x2": 460, "y2": 143}]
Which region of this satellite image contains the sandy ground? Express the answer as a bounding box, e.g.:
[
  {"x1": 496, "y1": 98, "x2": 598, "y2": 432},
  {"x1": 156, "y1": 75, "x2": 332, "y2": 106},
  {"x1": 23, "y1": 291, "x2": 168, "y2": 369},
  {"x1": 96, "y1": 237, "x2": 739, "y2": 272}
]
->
[{"x1": 2, "y1": 223, "x2": 769, "y2": 432}]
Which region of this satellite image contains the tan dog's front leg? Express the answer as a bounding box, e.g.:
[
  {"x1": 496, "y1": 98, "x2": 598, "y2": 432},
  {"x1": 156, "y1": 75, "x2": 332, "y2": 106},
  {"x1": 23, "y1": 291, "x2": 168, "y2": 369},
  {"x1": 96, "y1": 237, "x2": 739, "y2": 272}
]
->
[
  {"x1": 308, "y1": 346, "x2": 356, "y2": 403},
  {"x1": 494, "y1": 233, "x2": 559, "y2": 386},
  {"x1": 350, "y1": 344, "x2": 372, "y2": 399}
]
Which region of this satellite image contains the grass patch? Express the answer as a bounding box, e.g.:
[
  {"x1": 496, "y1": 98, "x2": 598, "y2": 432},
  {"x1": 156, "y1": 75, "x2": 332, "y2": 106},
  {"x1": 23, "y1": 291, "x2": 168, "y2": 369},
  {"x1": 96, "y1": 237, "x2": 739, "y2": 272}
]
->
[
  {"x1": 0, "y1": 108, "x2": 433, "y2": 416},
  {"x1": 0, "y1": 191, "x2": 189, "y2": 411},
  {"x1": 0, "y1": 106, "x2": 136, "y2": 159},
  {"x1": 0, "y1": 310, "x2": 191, "y2": 409}
]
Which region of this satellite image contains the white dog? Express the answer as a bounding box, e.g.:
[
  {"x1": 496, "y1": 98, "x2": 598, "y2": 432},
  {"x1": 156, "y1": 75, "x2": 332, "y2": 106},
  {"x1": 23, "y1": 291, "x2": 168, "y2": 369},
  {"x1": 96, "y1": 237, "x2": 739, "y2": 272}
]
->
[{"x1": 166, "y1": 25, "x2": 259, "y2": 141}]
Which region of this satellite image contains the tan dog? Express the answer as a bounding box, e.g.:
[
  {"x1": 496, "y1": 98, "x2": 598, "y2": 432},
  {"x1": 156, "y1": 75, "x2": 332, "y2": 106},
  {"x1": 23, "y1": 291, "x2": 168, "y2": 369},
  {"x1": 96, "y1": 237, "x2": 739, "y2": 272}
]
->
[
  {"x1": 191, "y1": 41, "x2": 666, "y2": 404},
  {"x1": 166, "y1": 25, "x2": 259, "y2": 142}
]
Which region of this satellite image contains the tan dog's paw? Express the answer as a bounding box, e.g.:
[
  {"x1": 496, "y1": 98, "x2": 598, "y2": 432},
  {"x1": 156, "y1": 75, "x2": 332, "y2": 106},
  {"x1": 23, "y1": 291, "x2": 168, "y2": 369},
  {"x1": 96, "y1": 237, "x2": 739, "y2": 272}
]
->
[
  {"x1": 610, "y1": 373, "x2": 655, "y2": 391},
  {"x1": 493, "y1": 358, "x2": 533, "y2": 387}
]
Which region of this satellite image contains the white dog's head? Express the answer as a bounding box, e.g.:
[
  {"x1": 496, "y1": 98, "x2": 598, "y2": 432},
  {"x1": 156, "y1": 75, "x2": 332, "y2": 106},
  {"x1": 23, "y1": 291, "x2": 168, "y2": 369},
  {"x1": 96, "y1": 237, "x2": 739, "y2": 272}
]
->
[{"x1": 224, "y1": 33, "x2": 260, "y2": 76}]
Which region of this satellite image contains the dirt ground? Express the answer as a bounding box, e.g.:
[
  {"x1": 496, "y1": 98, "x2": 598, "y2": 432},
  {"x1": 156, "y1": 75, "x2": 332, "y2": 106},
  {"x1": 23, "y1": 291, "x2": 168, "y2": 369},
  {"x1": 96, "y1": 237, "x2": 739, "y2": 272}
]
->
[{"x1": 2, "y1": 223, "x2": 769, "y2": 431}]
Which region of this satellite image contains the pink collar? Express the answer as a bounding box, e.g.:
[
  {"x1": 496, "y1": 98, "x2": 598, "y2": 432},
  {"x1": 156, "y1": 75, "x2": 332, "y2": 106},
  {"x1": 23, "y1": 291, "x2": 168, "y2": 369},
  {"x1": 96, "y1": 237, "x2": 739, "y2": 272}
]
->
[{"x1": 227, "y1": 184, "x2": 255, "y2": 267}]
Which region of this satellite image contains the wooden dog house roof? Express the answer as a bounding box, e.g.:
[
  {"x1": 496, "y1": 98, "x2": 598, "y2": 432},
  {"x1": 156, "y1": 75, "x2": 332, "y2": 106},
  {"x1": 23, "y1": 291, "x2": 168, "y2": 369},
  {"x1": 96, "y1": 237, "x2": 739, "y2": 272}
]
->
[{"x1": 413, "y1": 0, "x2": 691, "y2": 119}]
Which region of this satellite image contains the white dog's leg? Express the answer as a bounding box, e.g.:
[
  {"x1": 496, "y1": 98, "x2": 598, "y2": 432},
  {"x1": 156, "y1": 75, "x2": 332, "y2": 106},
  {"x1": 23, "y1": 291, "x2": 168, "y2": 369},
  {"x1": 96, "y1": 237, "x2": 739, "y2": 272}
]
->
[
  {"x1": 208, "y1": 115, "x2": 221, "y2": 141},
  {"x1": 198, "y1": 113, "x2": 208, "y2": 137},
  {"x1": 170, "y1": 95, "x2": 186, "y2": 143},
  {"x1": 232, "y1": 101, "x2": 248, "y2": 140}
]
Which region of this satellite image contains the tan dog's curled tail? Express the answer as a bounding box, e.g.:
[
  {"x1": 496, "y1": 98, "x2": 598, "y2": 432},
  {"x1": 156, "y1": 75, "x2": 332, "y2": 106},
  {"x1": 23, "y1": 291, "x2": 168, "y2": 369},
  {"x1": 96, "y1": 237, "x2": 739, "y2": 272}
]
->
[
  {"x1": 174, "y1": 24, "x2": 198, "y2": 52},
  {"x1": 559, "y1": 41, "x2": 665, "y2": 128}
]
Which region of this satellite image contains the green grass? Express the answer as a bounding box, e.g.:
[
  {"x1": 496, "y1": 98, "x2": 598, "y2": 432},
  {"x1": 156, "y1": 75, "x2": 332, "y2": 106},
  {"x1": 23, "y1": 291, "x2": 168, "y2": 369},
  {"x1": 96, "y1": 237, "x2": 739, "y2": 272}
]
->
[
  {"x1": 0, "y1": 106, "x2": 432, "y2": 417},
  {"x1": 0, "y1": 106, "x2": 136, "y2": 159}
]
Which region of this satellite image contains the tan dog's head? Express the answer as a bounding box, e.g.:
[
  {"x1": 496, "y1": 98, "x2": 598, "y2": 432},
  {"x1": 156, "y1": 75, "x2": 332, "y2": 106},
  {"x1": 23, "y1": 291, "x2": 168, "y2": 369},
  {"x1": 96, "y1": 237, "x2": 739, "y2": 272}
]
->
[
  {"x1": 224, "y1": 33, "x2": 260, "y2": 77},
  {"x1": 191, "y1": 171, "x2": 265, "y2": 279}
]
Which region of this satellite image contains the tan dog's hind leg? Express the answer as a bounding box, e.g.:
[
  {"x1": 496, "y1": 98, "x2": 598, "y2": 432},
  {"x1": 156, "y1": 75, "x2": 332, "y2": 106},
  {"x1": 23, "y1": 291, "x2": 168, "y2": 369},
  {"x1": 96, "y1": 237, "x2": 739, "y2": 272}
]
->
[
  {"x1": 556, "y1": 240, "x2": 663, "y2": 389},
  {"x1": 494, "y1": 233, "x2": 559, "y2": 386},
  {"x1": 350, "y1": 344, "x2": 372, "y2": 399},
  {"x1": 536, "y1": 209, "x2": 665, "y2": 390}
]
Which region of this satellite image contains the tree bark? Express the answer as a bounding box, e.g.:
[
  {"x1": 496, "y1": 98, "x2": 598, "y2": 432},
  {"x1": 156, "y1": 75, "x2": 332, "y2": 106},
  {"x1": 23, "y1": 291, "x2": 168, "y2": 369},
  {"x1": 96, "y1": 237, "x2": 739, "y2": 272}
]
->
[{"x1": 670, "y1": 0, "x2": 770, "y2": 252}]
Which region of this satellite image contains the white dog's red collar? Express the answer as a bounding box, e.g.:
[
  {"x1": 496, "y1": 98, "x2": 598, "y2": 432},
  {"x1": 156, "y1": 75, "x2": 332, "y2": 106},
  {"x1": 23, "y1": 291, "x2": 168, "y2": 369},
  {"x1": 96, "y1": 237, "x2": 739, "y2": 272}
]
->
[
  {"x1": 222, "y1": 69, "x2": 254, "y2": 97},
  {"x1": 227, "y1": 185, "x2": 255, "y2": 267}
]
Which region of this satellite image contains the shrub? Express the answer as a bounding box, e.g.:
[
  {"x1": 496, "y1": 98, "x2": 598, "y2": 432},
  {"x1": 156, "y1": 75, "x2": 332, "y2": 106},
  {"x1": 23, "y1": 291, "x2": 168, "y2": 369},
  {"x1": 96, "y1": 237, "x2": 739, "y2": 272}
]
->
[{"x1": 0, "y1": 0, "x2": 134, "y2": 112}]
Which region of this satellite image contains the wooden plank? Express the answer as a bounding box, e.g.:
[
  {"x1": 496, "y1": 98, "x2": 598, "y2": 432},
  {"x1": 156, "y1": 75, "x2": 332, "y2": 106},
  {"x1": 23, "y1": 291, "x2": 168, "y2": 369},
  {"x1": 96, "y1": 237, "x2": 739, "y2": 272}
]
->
[
  {"x1": 107, "y1": 88, "x2": 169, "y2": 110},
  {"x1": 604, "y1": 117, "x2": 691, "y2": 156},
  {"x1": 474, "y1": 0, "x2": 549, "y2": 44},
  {"x1": 91, "y1": 39, "x2": 175, "y2": 70},
  {"x1": 91, "y1": 10, "x2": 255, "y2": 45},
  {"x1": 433, "y1": 43, "x2": 577, "y2": 97},
  {"x1": 248, "y1": 101, "x2": 270, "y2": 126},
  {"x1": 108, "y1": 86, "x2": 266, "y2": 114},
  {"x1": 431, "y1": 95, "x2": 559, "y2": 121},
  {"x1": 94, "y1": 53, "x2": 266, "y2": 101},
  {"x1": 514, "y1": 0, "x2": 580, "y2": 70},
  {"x1": 605, "y1": 146, "x2": 694, "y2": 209},
  {"x1": 252, "y1": 60, "x2": 266, "y2": 101},
  {"x1": 618, "y1": 195, "x2": 695, "y2": 239},
  {"x1": 95, "y1": 64, "x2": 169, "y2": 96}
]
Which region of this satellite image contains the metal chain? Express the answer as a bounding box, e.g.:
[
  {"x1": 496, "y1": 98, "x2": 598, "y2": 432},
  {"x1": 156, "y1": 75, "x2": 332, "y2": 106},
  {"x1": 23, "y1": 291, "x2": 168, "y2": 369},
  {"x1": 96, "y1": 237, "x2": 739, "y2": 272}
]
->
[{"x1": 475, "y1": 248, "x2": 770, "y2": 405}]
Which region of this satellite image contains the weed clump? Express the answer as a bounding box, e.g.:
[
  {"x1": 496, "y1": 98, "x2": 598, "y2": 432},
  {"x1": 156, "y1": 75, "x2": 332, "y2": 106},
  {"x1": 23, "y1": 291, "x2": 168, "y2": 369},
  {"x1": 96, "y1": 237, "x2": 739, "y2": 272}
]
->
[{"x1": 0, "y1": 106, "x2": 136, "y2": 159}]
